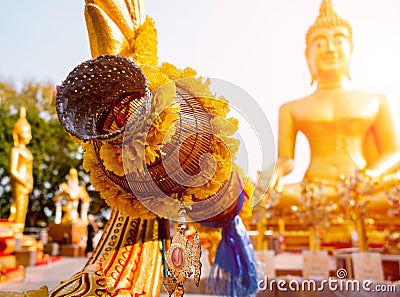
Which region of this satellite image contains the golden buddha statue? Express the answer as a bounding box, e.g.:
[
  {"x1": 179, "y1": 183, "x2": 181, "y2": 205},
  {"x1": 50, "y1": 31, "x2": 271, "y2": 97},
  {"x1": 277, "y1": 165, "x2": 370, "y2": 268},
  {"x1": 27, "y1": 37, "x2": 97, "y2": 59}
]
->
[
  {"x1": 272, "y1": 0, "x2": 399, "y2": 203},
  {"x1": 54, "y1": 168, "x2": 90, "y2": 224},
  {"x1": 263, "y1": 0, "x2": 400, "y2": 251},
  {"x1": 8, "y1": 107, "x2": 33, "y2": 234}
]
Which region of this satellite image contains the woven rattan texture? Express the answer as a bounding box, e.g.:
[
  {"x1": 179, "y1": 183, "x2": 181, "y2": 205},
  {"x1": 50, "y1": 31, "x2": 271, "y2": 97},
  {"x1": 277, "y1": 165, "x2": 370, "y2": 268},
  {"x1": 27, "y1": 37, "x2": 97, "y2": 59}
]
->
[{"x1": 56, "y1": 55, "x2": 151, "y2": 142}]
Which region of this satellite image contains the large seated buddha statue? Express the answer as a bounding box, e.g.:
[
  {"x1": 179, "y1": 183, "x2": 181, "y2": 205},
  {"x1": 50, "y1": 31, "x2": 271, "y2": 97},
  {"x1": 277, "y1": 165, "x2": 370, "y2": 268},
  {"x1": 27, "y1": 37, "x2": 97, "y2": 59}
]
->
[{"x1": 270, "y1": 0, "x2": 400, "y2": 222}]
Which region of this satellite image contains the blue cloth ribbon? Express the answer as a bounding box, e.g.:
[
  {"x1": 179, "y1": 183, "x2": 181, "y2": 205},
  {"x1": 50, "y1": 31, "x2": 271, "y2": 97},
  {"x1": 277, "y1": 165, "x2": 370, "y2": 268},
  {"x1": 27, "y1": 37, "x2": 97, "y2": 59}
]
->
[{"x1": 203, "y1": 178, "x2": 258, "y2": 296}]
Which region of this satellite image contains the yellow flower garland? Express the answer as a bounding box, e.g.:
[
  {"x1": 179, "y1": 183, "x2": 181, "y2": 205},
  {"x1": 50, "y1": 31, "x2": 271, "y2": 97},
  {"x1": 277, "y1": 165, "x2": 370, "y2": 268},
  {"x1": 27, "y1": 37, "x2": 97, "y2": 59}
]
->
[
  {"x1": 132, "y1": 17, "x2": 158, "y2": 66},
  {"x1": 83, "y1": 142, "x2": 156, "y2": 219},
  {"x1": 80, "y1": 16, "x2": 251, "y2": 220}
]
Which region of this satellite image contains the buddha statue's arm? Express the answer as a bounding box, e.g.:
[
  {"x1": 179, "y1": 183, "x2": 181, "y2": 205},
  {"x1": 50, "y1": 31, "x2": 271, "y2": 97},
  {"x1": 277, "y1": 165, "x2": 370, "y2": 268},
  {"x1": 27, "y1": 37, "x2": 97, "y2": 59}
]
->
[
  {"x1": 364, "y1": 95, "x2": 400, "y2": 178},
  {"x1": 275, "y1": 103, "x2": 297, "y2": 188},
  {"x1": 9, "y1": 148, "x2": 27, "y2": 186}
]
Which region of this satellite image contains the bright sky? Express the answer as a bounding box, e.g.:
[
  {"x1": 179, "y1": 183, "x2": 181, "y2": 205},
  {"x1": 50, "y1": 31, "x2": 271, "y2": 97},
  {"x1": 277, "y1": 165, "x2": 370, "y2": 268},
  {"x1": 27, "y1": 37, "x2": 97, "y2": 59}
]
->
[{"x1": 1, "y1": 0, "x2": 399, "y2": 183}]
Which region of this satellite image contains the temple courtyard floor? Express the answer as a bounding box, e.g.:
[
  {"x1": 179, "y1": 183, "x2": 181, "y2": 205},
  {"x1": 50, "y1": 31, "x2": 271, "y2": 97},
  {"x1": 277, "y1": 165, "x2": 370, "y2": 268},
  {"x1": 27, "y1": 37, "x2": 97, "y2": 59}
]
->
[
  {"x1": 0, "y1": 253, "x2": 397, "y2": 296},
  {"x1": 0, "y1": 256, "x2": 210, "y2": 296}
]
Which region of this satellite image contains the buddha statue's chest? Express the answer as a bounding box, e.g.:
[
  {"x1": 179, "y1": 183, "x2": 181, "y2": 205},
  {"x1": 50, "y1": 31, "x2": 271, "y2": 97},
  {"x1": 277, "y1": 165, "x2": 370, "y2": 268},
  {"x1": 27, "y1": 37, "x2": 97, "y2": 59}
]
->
[
  {"x1": 291, "y1": 93, "x2": 380, "y2": 137},
  {"x1": 15, "y1": 148, "x2": 33, "y2": 175},
  {"x1": 18, "y1": 148, "x2": 33, "y2": 163},
  {"x1": 296, "y1": 117, "x2": 375, "y2": 140}
]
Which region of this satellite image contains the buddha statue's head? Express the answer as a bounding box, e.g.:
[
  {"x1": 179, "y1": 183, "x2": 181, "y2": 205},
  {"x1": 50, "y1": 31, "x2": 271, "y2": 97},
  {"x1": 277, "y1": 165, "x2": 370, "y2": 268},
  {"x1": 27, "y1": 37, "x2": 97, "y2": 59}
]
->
[
  {"x1": 12, "y1": 107, "x2": 32, "y2": 147},
  {"x1": 69, "y1": 168, "x2": 79, "y2": 182},
  {"x1": 305, "y1": 0, "x2": 353, "y2": 86}
]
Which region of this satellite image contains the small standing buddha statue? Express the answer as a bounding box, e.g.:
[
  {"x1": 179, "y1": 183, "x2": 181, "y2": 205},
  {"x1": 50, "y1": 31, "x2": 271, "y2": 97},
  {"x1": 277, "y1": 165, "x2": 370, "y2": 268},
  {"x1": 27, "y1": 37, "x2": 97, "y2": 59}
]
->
[
  {"x1": 8, "y1": 107, "x2": 34, "y2": 234},
  {"x1": 54, "y1": 168, "x2": 90, "y2": 224},
  {"x1": 272, "y1": 0, "x2": 400, "y2": 218}
]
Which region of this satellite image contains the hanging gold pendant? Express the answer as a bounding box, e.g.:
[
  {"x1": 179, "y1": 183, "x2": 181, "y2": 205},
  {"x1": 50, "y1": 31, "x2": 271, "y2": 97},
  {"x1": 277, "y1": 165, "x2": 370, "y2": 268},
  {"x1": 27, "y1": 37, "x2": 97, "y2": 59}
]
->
[{"x1": 163, "y1": 231, "x2": 202, "y2": 296}]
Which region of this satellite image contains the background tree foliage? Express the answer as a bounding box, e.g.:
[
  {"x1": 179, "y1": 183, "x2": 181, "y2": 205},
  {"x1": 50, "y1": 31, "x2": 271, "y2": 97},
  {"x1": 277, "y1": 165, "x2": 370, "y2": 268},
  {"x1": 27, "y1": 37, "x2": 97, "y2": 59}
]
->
[{"x1": 0, "y1": 81, "x2": 108, "y2": 228}]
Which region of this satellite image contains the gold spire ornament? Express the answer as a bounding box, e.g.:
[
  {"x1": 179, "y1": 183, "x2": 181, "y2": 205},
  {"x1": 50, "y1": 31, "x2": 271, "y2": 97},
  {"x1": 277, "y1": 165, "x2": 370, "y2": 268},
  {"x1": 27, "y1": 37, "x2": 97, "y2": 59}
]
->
[
  {"x1": 306, "y1": 0, "x2": 352, "y2": 46},
  {"x1": 85, "y1": 0, "x2": 157, "y2": 65}
]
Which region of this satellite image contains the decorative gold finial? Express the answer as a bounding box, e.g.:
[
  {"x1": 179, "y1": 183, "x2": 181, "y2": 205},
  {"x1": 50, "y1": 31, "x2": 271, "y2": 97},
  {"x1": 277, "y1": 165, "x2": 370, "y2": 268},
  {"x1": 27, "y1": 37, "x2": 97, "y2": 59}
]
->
[
  {"x1": 306, "y1": 0, "x2": 352, "y2": 45},
  {"x1": 84, "y1": 0, "x2": 154, "y2": 61},
  {"x1": 19, "y1": 106, "x2": 26, "y2": 119}
]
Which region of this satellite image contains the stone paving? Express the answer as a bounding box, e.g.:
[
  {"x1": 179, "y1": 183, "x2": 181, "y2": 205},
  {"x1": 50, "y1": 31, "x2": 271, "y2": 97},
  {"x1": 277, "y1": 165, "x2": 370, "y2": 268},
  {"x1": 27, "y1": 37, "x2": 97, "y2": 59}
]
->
[{"x1": 0, "y1": 256, "x2": 211, "y2": 296}]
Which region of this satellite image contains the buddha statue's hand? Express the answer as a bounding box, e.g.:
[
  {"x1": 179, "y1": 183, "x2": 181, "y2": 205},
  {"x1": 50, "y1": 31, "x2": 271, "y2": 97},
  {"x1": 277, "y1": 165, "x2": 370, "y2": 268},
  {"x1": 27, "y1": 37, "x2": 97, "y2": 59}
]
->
[
  {"x1": 364, "y1": 152, "x2": 400, "y2": 180},
  {"x1": 363, "y1": 168, "x2": 388, "y2": 189},
  {"x1": 273, "y1": 157, "x2": 295, "y2": 192},
  {"x1": 362, "y1": 169, "x2": 384, "y2": 192},
  {"x1": 27, "y1": 182, "x2": 33, "y2": 193},
  {"x1": 274, "y1": 174, "x2": 285, "y2": 193},
  {"x1": 16, "y1": 181, "x2": 33, "y2": 194}
]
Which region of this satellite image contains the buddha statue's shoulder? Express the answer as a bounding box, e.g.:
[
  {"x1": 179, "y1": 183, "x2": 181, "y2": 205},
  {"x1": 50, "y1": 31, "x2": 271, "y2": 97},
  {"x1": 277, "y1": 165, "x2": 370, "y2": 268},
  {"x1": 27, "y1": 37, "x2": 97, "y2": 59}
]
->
[
  {"x1": 11, "y1": 146, "x2": 32, "y2": 160},
  {"x1": 280, "y1": 89, "x2": 385, "y2": 112},
  {"x1": 279, "y1": 94, "x2": 315, "y2": 114},
  {"x1": 278, "y1": 90, "x2": 388, "y2": 126},
  {"x1": 342, "y1": 89, "x2": 388, "y2": 113},
  {"x1": 345, "y1": 89, "x2": 386, "y2": 101},
  {"x1": 281, "y1": 95, "x2": 312, "y2": 109}
]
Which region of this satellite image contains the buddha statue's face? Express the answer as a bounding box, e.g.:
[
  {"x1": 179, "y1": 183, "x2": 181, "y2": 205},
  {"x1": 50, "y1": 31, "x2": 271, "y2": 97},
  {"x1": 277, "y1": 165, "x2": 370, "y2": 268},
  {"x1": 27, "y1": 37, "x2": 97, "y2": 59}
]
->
[
  {"x1": 69, "y1": 168, "x2": 79, "y2": 181},
  {"x1": 306, "y1": 26, "x2": 352, "y2": 84},
  {"x1": 17, "y1": 124, "x2": 32, "y2": 145}
]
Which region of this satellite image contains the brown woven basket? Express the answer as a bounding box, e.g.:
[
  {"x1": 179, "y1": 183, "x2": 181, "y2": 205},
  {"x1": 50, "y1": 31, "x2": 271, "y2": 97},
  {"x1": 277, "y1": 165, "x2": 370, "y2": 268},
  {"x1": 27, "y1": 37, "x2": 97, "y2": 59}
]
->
[
  {"x1": 56, "y1": 55, "x2": 216, "y2": 198},
  {"x1": 57, "y1": 55, "x2": 151, "y2": 143}
]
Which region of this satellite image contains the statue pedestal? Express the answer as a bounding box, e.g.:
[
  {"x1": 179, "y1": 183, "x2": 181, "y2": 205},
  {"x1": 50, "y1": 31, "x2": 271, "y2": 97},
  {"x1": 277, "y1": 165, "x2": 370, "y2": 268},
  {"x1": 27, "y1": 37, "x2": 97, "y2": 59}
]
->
[
  {"x1": 48, "y1": 223, "x2": 87, "y2": 257},
  {"x1": 59, "y1": 244, "x2": 85, "y2": 257},
  {"x1": 0, "y1": 255, "x2": 16, "y2": 273},
  {"x1": 44, "y1": 242, "x2": 59, "y2": 256},
  {"x1": 335, "y1": 247, "x2": 400, "y2": 281},
  {"x1": 15, "y1": 248, "x2": 36, "y2": 267},
  {"x1": 0, "y1": 221, "x2": 18, "y2": 273},
  {"x1": 48, "y1": 223, "x2": 87, "y2": 245}
]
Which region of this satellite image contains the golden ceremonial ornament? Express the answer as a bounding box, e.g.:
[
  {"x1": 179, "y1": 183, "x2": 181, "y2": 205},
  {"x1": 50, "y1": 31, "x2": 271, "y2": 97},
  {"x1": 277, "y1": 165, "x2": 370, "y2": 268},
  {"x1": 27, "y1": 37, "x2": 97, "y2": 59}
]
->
[
  {"x1": 48, "y1": 0, "x2": 244, "y2": 295},
  {"x1": 163, "y1": 206, "x2": 201, "y2": 297},
  {"x1": 52, "y1": 53, "x2": 214, "y2": 297}
]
